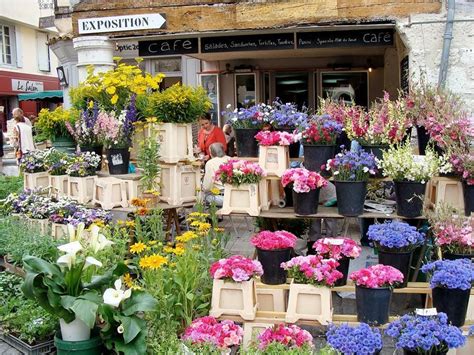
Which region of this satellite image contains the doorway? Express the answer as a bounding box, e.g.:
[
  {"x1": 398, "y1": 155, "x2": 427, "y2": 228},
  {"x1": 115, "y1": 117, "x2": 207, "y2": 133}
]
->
[{"x1": 274, "y1": 72, "x2": 309, "y2": 109}]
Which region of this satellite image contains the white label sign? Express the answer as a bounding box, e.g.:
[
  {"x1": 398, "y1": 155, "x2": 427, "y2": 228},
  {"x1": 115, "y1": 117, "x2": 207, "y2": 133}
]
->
[
  {"x1": 115, "y1": 41, "x2": 139, "y2": 58},
  {"x1": 415, "y1": 308, "x2": 438, "y2": 316},
  {"x1": 78, "y1": 13, "x2": 166, "y2": 34},
  {"x1": 327, "y1": 238, "x2": 344, "y2": 245},
  {"x1": 11, "y1": 79, "x2": 44, "y2": 92}
]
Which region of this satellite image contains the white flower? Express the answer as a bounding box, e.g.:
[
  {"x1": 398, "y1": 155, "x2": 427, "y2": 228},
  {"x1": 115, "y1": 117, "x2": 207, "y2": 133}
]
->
[
  {"x1": 226, "y1": 104, "x2": 231, "y2": 109},
  {"x1": 57, "y1": 254, "x2": 75, "y2": 269},
  {"x1": 363, "y1": 167, "x2": 369, "y2": 173},
  {"x1": 84, "y1": 256, "x2": 102, "y2": 269},
  {"x1": 103, "y1": 279, "x2": 132, "y2": 308},
  {"x1": 67, "y1": 223, "x2": 85, "y2": 242},
  {"x1": 117, "y1": 324, "x2": 124, "y2": 334},
  {"x1": 89, "y1": 225, "x2": 114, "y2": 253},
  {"x1": 57, "y1": 241, "x2": 83, "y2": 269}
]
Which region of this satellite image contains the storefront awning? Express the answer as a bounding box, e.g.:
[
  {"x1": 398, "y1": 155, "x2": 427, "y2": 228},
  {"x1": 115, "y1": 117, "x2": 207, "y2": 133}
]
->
[{"x1": 18, "y1": 90, "x2": 63, "y2": 101}]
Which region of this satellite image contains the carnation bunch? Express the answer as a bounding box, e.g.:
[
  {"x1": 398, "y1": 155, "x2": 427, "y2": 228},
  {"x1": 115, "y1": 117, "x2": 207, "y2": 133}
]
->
[
  {"x1": 251, "y1": 230, "x2": 297, "y2": 250},
  {"x1": 256, "y1": 324, "x2": 313, "y2": 351},
  {"x1": 281, "y1": 168, "x2": 328, "y2": 193},
  {"x1": 421, "y1": 259, "x2": 474, "y2": 290},
  {"x1": 281, "y1": 255, "x2": 342, "y2": 286},
  {"x1": 210, "y1": 255, "x2": 263, "y2": 282},
  {"x1": 326, "y1": 323, "x2": 383, "y2": 355},
  {"x1": 297, "y1": 114, "x2": 343, "y2": 145},
  {"x1": 367, "y1": 221, "x2": 425, "y2": 252},
  {"x1": 350, "y1": 264, "x2": 404, "y2": 288},
  {"x1": 386, "y1": 313, "x2": 465, "y2": 352},
  {"x1": 325, "y1": 148, "x2": 377, "y2": 181},
  {"x1": 214, "y1": 159, "x2": 266, "y2": 186},
  {"x1": 254, "y1": 130, "x2": 296, "y2": 146},
  {"x1": 313, "y1": 237, "x2": 361, "y2": 260}
]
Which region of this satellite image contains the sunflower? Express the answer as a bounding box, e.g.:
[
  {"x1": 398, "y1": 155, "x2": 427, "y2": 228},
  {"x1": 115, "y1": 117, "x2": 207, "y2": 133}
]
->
[{"x1": 130, "y1": 242, "x2": 146, "y2": 254}]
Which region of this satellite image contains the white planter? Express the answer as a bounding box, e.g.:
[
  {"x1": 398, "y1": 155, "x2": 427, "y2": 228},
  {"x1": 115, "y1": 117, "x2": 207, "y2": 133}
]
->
[
  {"x1": 285, "y1": 281, "x2": 333, "y2": 324},
  {"x1": 68, "y1": 175, "x2": 97, "y2": 204},
  {"x1": 159, "y1": 163, "x2": 199, "y2": 205},
  {"x1": 221, "y1": 183, "x2": 261, "y2": 217},
  {"x1": 92, "y1": 177, "x2": 129, "y2": 210},
  {"x1": 209, "y1": 279, "x2": 257, "y2": 321},
  {"x1": 147, "y1": 123, "x2": 194, "y2": 163},
  {"x1": 59, "y1": 318, "x2": 91, "y2": 342},
  {"x1": 49, "y1": 174, "x2": 69, "y2": 197},
  {"x1": 51, "y1": 223, "x2": 68, "y2": 240},
  {"x1": 23, "y1": 171, "x2": 49, "y2": 190},
  {"x1": 258, "y1": 145, "x2": 289, "y2": 177}
]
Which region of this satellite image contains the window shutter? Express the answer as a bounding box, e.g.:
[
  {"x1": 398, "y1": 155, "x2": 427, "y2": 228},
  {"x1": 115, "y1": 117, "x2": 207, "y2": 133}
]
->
[{"x1": 37, "y1": 31, "x2": 50, "y2": 72}]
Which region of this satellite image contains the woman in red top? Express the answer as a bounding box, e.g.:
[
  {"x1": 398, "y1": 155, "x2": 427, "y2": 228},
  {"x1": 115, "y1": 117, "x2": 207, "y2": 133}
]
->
[{"x1": 197, "y1": 113, "x2": 227, "y2": 161}]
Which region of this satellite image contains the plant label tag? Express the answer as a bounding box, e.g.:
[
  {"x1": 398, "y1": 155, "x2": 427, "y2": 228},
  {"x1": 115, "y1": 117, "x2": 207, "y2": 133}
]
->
[
  {"x1": 415, "y1": 308, "x2": 437, "y2": 316},
  {"x1": 327, "y1": 238, "x2": 344, "y2": 245},
  {"x1": 111, "y1": 153, "x2": 123, "y2": 166}
]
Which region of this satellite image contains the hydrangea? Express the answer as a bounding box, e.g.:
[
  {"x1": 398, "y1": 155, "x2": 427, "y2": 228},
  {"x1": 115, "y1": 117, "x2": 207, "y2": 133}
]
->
[
  {"x1": 251, "y1": 230, "x2": 297, "y2": 250},
  {"x1": 367, "y1": 221, "x2": 425, "y2": 251},
  {"x1": 281, "y1": 255, "x2": 342, "y2": 286},
  {"x1": 326, "y1": 323, "x2": 382, "y2": 355},
  {"x1": 210, "y1": 255, "x2": 263, "y2": 282},
  {"x1": 421, "y1": 259, "x2": 474, "y2": 290},
  {"x1": 325, "y1": 147, "x2": 377, "y2": 181},
  {"x1": 386, "y1": 313, "x2": 465, "y2": 352},
  {"x1": 281, "y1": 168, "x2": 328, "y2": 193}
]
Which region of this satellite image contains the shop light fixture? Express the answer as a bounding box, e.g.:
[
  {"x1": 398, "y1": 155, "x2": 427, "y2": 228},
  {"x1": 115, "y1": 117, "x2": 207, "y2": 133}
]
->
[{"x1": 277, "y1": 80, "x2": 306, "y2": 85}]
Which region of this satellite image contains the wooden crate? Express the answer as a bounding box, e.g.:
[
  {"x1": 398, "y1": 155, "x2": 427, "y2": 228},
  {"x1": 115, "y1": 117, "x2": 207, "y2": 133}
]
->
[
  {"x1": 285, "y1": 281, "x2": 332, "y2": 324},
  {"x1": 427, "y1": 176, "x2": 464, "y2": 210},
  {"x1": 68, "y1": 176, "x2": 97, "y2": 204},
  {"x1": 146, "y1": 123, "x2": 194, "y2": 164},
  {"x1": 258, "y1": 145, "x2": 289, "y2": 177},
  {"x1": 220, "y1": 183, "x2": 262, "y2": 217},
  {"x1": 92, "y1": 177, "x2": 129, "y2": 210},
  {"x1": 49, "y1": 174, "x2": 69, "y2": 197}
]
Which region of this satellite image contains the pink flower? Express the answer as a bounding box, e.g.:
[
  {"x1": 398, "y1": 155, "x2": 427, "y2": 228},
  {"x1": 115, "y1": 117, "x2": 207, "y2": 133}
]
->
[
  {"x1": 257, "y1": 324, "x2": 313, "y2": 350},
  {"x1": 281, "y1": 255, "x2": 343, "y2": 286},
  {"x1": 251, "y1": 230, "x2": 297, "y2": 250},
  {"x1": 210, "y1": 255, "x2": 263, "y2": 282},
  {"x1": 313, "y1": 237, "x2": 361, "y2": 260},
  {"x1": 350, "y1": 264, "x2": 404, "y2": 288},
  {"x1": 255, "y1": 131, "x2": 296, "y2": 146},
  {"x1": 182, "y1": 317, "x2": 243, "y2": 349},
  {"x1": 281, "y1": 168, "x2": 328, "y2": 193},
  {"x1": 214, "y1": 159, "x2": 266, "y2": 186}
]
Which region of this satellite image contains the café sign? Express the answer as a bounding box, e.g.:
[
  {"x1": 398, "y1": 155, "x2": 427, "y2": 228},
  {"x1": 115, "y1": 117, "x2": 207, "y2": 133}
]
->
[
  {"x1": 78, "y1": 13, "x2": 166, "y2": 34},
  {"x1": 12, "y1": 79, "x2": 44, "y2": 93}
]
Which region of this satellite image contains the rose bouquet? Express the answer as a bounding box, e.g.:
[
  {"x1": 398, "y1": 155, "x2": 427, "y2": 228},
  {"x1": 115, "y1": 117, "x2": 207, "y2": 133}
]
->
[
  {"x1": 350, "y1": 264, "x2": 404, "y2": 288},
  {"x1": 271, "y1": 100, "x2": 308, "y2": 128},
  {"x1": 214, "y1": 159, "x2": 266, "y2": 186},
  {"x1": 19, "y1": 150, "x2": 49, "y2": 173},
  {"x1": 325, "y1": 323, "x2": 383, "y2": 355},
  {"x1": 251, "y1": 230, "x2": 297, "y2": 250},
  {"x1": 281, "y1": 255, "x2": 342, "y2": 286},
  {"x1": 281, "y1": 168, "x2": 328, "y2": 193},
  {"x1": 367, "y1": 221, "x2": 425, "y2": 252},
  {"x1": 222, "y1": 103, "x2": 274, "y2": 129},
  {"x1": 66, "y1": 152, "x2": 101, "y2": 177},
  {"x1": 421, "y1": 259, "x2": 474, "y2": 290},
  {"x1": 251, "y1": 324, "x2": 313, "y2": 353},
  {"x1": 297, "y1": 114, "x2": 343, "y2": 145},
  {"x1": 325, "y1": 148, "x2": 377, "y2": 181},
  {"x1": 210, "y1": 255, "x2": 263, "y2": 282},
  {"x1": 312, "y1": 237, "x2": 361, "y2": 260},
  {"x1": 254, "y1": 130, "x2": 295, "y2": 146},
  {"x1": 386, "y1": 313, "x2": 465, "y2": 353}
]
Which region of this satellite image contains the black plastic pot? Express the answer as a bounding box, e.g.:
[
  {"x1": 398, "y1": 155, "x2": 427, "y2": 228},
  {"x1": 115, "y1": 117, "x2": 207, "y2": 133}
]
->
[
  {"x1": 283, "y1": 185, "x2": 294, "y2": 208},
  {"x1": 404, "y1": 349, "x2": 447, "y2": 355},
  {"x1": 235, "y1": 128, "x2": 260, "y2": 157},
  {"x1": 334, "y1": 181, "x2": 367, "y2": 217},
  {"x1": 355, "y1": 286, "x2": 392, "y2": 325},
  {"x1": 442, "y1": 252, "x2": 474, "y2": 261},
  {"x1": 79, "y1": 146, "x2": 103, "y2": 171},
  {"x1": 293, "y1": 188, "x2": 320, "y2": 215},
  {"x1": 416, "y1": 126, "x2": 430, "y2": 156},
  {"x1": 394, "y1": 181, "x2": 426, "y2": 218},
  {"x1": 334, "y1": 257, "x2": 350, "y2": 287},
  {"x1": 462, "y1": 180, "x2": 474, "y2": 216},
  {"x1": 257, "y1": 247, "x2": 292, "y2": 285},
  {"x1": 360, "y1": 144, "x2": 388, "y2": 178},
  {"x1": 303, "y1": 144, "x2": 335, "y2": 173},
  {"x1": 106, "y1": 148, "x2": 130, "y2": 175},
  {"x1": 278, "y1": 128, "x2": 300, "y2": 158},
  {"x1": 432, "y1": 287, "x2": 471, "y2": 327},
  {"x1": 377, "y1": 249, "x2": 413, "y2": 288}
]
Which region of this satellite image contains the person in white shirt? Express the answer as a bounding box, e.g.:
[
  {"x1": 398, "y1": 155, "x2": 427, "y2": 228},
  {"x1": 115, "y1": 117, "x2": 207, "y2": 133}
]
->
[
  {"x1": 12, "y1": 108, "x2": 32, "y2": 126},
  {"x1": 202, "y1": 143, "x2": 230, "y2": 207},
  {"x1": 10, "y1": 114, "x2": 35, "y2": 162}
]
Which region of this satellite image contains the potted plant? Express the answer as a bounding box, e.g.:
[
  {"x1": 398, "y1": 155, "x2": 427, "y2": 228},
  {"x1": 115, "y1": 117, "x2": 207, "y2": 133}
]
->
[
  {"x1": 325, "y1": 147, "x2": 377, "y2": 216},
  {"x1": 66, "y1": 152, "x2": 101, "y2": 204},
  {"x1": 36, "y1": 107, "x2": 79, "y2": 153},
  {"x1": 386, "y1": 312, "x2": 466, "y2": 354},
  {"x1": 313, "y1": 237, "x2": 362, "y2": 286},
  {"x1": 209, "y1": 255, "x2": 263, "y2": 320},
  {"x1": 297, "y1": 114, "x2": 343, "y2": 173},
  {"x1": 251, "y1": 230, "x2": 297, "y2": 285},
  {"x1": 380, "y1": 142, "x2": 440, "y2": 217},
  {"x1": 451, "y1": 152, "x2": 474, "y2": 215},
  {"x1": 282, "y1": 255, "x2": 342, "y2": 323},
  {"x1": 255, "y1": 130, "x2": 295, "y2": 177},
  {"x1": 317, "y1": 97, "x2": 351, "y2": 153},
  {"x1": 247, "y1": 324, "x2": 313, "y2": 355},
  {"x1": 421, "y1": 259, "x2": 474, "y2": 326},
  {"x1": 19, "y1": 150, "x2": 50, "y2": 190},
  {"x1": 324, "y1": 323, "x2": 383, "y2": 355},
  {"x1": 349, "y1": 264, "x2": 404, "y2": 325},
  {"x1": 367, "y1": 221, "x2": 425, "y2": 287},
  {"x1": 281, "y1": 167, "x2": 328, "y2": 215},
  {"x1": 46, "y1": 148, "x2": 71, "y2": 197}
]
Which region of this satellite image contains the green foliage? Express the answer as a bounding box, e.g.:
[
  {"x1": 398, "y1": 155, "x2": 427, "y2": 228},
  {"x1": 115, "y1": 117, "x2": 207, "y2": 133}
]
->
[
  {"x1": 35, "y1": 107, "x2": 79, "y2": 140},
  {"x1": 0, "y1": 176, "x2": 23, "y2": 200},
  {"x1": 137, "y1": 123, "x2": 160, "y2": 192},
  {"x1": 146, "y1": 325, "x2": 182, "y2": 354},
  {"x1": 245, "y1": 342, "x2": 314, "y2": 354},
  {"x1": 0, "y1": 272, "x2": 24, "y2": 311}
]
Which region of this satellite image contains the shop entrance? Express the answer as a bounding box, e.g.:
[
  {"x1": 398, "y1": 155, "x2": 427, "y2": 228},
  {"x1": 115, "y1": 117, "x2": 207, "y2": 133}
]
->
[{"x1": 274, "y1": 72, "x2": 309, "y2": 109}]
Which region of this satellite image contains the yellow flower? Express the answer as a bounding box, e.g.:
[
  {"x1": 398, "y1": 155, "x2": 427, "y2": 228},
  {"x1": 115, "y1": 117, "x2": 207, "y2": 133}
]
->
[
  {"x1": 88, "y1": 100, "x2": 94, "y2": 109},
  {"x1": 123, "y1": 273, "x2": 134, "y2": 288},
  {"x1": 125, "y1": 221, "x2": 135, "y2": 228},
  {"x1": 93, "y1": 220, "x2": 105, "y2": 228},
  {"x1": 146, "y1": 117, "x2": 158, "y2": 123},
  {"x1": 213, "y1": 227, "x2": 225, "y2": 232},
  {"x1": 139, "y1": 254, "x2": 168, "y2": 270},
  {"x1": 130, "y1": 242, "x2": 146, "y2": 254},
  {"x1": 175, "y1": 231, "x2": 199, "y2": 243},
  {"x1": 117, "y1": 220, "x2": 125, "y2": 225},
  {"x1": 210, "y1": 187, "x2": 221, "y2": 195},
  {"x1": 211, "y1": 238, "x2": 219, "y2": 246},
  {"x1": 163, "y1": 246, "x2": 173, "y2": 254},
  {"x1": 110, "y1": 94, "x2": 119, "y2": 104},
  {"x1": 197, "y1": 222, "x2": 211, "y2": 232},
  {"x1": 149, "y1": 240, "x2": 157, "y2": 246},
  {"x1": 106, "y1": 86, "x2": 116, "y2": 95}
]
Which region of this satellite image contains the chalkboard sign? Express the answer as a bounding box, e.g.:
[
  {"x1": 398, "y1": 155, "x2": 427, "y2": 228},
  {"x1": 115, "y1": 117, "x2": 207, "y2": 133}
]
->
[
  {"x1": 400, "y1": 56, "x2": 409, "y2": 94},
  {"x1": 297, "y1": 29, "x2": 394, "y2": 49},
  {"x1": 139, "y1": 38, "x2": 198, "y2": 56},
  {"x1": 201, "y1": 33, "x2": 294, "y2": 53}
]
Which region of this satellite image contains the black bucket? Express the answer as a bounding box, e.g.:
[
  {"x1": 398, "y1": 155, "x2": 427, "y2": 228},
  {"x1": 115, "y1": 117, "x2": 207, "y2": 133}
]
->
[
  {"x1": 462, "y1": 181, "x2": 474, "y2": 216},
  {"x1": 293, "y1": 188, "x2": 320, "y2": 215},
  {"x1": 257, "y1": 247, "x2": 292, "y2": 285},
  {"x1": 394, "y1": 181, "x2": 426, "y2": 218},
  {"x1": 416, "y1": 126, "x2": 430, "y2": 156},
  {"x1": 335, "y1": 131, "x2": 351, "y2": 154},
  {"x1": 378, "y1": 249, "x2": 413, "y2": 288},
  {"x1": 278, "y1": 128, "x2": 300, "y2": 158},
  {"x1": 284, "y1": 185, "x2": 294, "y2": 208},
  {"x1": 303, "y1": 144, "x2": 335, "y2": 173},
  {"x1": 334, "y1": 181, "x2": 367, "y2": 216},
  {"x1": 442, "y1": 252, "x2": 474, "y2": 261},
  {"x1": 360, "y1": 144, "x2": 388, "y2": 178},
  {"x1": 106, "y1": 148, "x2": 130, "y2": 175},
  {"x1": 79, "y1": 146, "x2": 103, "y2": 171},
  {"x1": 404, "y1": 350, "x2": 447, "y2": 355},
  {"x1": 334, "y1": 257, "x2": 350, "y2": 287},
  {"x1": 235, "y1": 128, "x2": 260, "y2": 157},
  {"x1": 432, "y1": 287, "x2": 471, "y2": 327},
  {"x1": 355, "y1": 286, "x2": 392, "y2": 325}
]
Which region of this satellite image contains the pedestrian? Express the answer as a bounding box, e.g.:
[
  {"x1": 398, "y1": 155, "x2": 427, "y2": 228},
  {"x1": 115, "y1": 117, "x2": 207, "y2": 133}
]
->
[
  {"x1": 10, "y1": 113, "x2": 35, "y2": 163},
  {"x1": 12, "y1": 108, "x2": 32, "y2": 126}
]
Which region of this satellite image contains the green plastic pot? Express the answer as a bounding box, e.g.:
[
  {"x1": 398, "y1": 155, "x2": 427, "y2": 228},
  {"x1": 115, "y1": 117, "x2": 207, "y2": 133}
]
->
[{"x1": 54, "y1": 332, "x2": 102, "y2": 355}]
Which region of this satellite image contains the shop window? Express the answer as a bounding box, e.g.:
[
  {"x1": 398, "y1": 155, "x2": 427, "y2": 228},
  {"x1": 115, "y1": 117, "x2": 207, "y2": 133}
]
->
[
  {"x1": 149, "y1": 57, "x2": 182, "y2": 90},
  {"x1": 275, "y1": 72, "x2": 309, "y2": 110},
  {"x1": 37, "y1": 31, "x2": 50, "y2": 72},
  {"x1": 235, "y1": 73, "x2": 256, "y2": 109},
  {"x1": 0, "y1": 23, "x2": 13, "y2": 65},
  {"x1": 321, "y1": 72, "x2": 368, "y2": 108}
]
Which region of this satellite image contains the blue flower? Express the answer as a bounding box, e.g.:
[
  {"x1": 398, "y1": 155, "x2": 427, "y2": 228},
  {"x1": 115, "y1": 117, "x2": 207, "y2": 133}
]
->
[
  {"x1": 421, "y1": 259, "x2": 474, "y2": 290},
  {"x1": 367, "y1": 221, "x2": 425, "y2": 250},
  {"x1": 326, "y1": 323, "x2": 382, "y2": 354}
]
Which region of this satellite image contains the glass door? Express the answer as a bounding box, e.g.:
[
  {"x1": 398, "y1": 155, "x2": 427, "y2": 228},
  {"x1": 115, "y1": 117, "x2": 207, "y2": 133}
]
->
[{"x1": 274, "y1": 72, "x2": 309, "y2": 110}]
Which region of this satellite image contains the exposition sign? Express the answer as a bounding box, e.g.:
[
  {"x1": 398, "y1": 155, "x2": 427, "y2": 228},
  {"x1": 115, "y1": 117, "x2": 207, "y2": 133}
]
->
[{"x1": 78, "y1": 13, "x2": 166, "y2": 34}]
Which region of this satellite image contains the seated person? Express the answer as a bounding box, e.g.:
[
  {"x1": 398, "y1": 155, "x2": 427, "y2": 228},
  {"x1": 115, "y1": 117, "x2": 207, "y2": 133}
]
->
[{"x1": 202, "y1": 142, "x2": 229, "y2": 207}]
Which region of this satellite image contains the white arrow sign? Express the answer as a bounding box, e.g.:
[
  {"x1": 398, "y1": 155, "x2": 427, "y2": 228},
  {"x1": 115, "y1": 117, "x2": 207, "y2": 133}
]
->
[{"x1": 78, "y1": 13, "x2": 166, "y2": 34}]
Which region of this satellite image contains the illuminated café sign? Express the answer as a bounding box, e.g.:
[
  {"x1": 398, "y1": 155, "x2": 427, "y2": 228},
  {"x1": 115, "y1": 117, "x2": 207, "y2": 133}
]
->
[
  {"x1": 11, "y1": 79, "x2": 44, "y2": 92},
  {"x1": 78, "y1": 13, "x2": 166, "y2": 34}
]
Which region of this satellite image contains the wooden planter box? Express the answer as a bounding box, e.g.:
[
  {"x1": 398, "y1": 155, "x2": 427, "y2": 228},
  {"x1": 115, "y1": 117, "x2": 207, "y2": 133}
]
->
[
  {"x1": 125, "y1": 178, "x2": 144, "y2": 201},
  {"x1": 67, "y1": 176, "x2": 96, "y2": 204},
  {"x1": 258, "y1": 145, "x2": 289, "y2": 177},
  {"x1": 209, "y1": 279, "x2": 257, "y2": 321},
  {"x1": 49, "y1": 174, "x2": 69, "y2": 197},
  {"x1": 130, "y1": 126, "x2": 145, "y2": 161},
  {"x1": 51, "y1": 223, "x2": 68, "y2": 239},
  {"x1": 242, "y1": 322, "x2": 274, "y2": 350},
  {"x1": 221, "y1": 183, "x2": 261, "y2": 216},
  {"x1": 427, "y1": 177, "x2": 464, "y2": 210},
  {"x1": 145, "y1": 123, "x2": 194, "y2": 164},
  {"x1": 0, "y1": 333, "x2": 55, "y2": 355},
  {"x1": 92, "y1": 177, "x2": 128, "y2": 210},
  {"x1": 23, "y1": 171, "x2": 49, "y2": 190},
  {"x1": 159, "y1": 163, "x2": 199, "y2": 205},
  {"x1": 285, "y1": 281, "x2": 332, "y2": 324}
]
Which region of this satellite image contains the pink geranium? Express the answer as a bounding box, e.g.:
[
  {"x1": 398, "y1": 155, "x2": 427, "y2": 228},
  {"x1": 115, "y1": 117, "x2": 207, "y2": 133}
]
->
[
  {"x1": 214, "y1": 159, "x2": 266, "y2": 186},
  {"x1": 281, "y1": 168, "x2": 328, "y2": 193},
  {"x1": 281, "y1": 255, "x2": 342, "y2": 286},
  {"x1": 313, "y1": 237, "x2": 362, "y2": 260},
  {"x1": 255, "y1": 131, "x2": 296, "y2": 146},
  {"x1": 257, "y1": 324, "x2": 313, "y2": 350},
  {"x1": 210, "y1": 255, "x2": 263, "y2": 282},
  {"x1": 350, "y1": 264, "x2": 404, "y2": 288},
  {"x1": 251, "y1": 230, "x2": 297, "y2": 250}
]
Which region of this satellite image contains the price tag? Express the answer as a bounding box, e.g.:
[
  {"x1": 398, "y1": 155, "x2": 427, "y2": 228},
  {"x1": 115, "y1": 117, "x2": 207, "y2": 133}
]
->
[
  {"x1": 415, "y1": 308, "x2": 437, "y2": 316},
  {"x1": 327, "y1": 238, "x2": 344, "y2": 246}
]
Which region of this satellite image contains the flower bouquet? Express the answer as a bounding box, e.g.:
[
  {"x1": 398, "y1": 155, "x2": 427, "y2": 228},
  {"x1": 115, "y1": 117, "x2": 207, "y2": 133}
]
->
[
  {"x1": 350, "y1": 264, "x2": 404, "y2": 325},
  {"x1": 254, "y1": 130, "x2": 295, "y2": 146},
  {"x1": 386, "y1": 313, "x2": 465, "y2": 354},
  {"x1": 325, "y1": 323, "x2": 383, "y2": 355},
  {"x1": 421, "y1": 259, "x2": 474, "y2": 326},
  {"x1": 281, "y1": 168, "x2": 328, "y2": 215},
  {"x1": 66, "y1": 152, "x2": 101, "y2": 177},
  {"x1": 210, "y1": 255, "x2": 263, "y2": 282},
  {"x1": 281, "y1": 255, "x2": 342, "y2": 286},
  {"x1": 214, "y1": 159, "x2": 265, "y2": 186},
  {"x1": 247, "y1": 324, "x2": 313, "y2": 354},
  {"x1": 65, "y1": 102, "x2": 102, "y2": 149}
]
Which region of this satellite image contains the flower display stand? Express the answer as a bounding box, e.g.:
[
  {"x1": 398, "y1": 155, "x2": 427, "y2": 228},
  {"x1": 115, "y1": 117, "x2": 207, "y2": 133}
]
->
[
  {"x1": 68, "y1": 176, "x2": 97, "y2": 204},
  {"x1": 159, "y1": 163, "x2": 200, "y2": 205},
  {"x1": 130, "y1": 125, "x2": 145, "y2": 161},
  {"x1": 148, "y1": 123, "x2": 194, "y2": 164},
  {"x1": 51, "y1": 223, "x2": 68, "y2": 239},
  {"x1": 23, "y1": 171, "x2": 49, "y2": 190},
  {"x1": 427, "y1": 176, "x2": 464, "y2": 210},
  {"x1": 258, "y1": 146, "x2": 289, "y2": 177},
  {"x1": 259, "y1": 178, "x2": 284, "y2": 211},
  {"x1": 209, "y1": 279, "x2": 257, "y2": 321},
  {"x1": 49, "y1": 175, "x2": 69, "y2": 197},
  {"x1": 242, "y1": 322, "x2": 274, "y2": 349},
  {"x1": 92, "y1": 177, "x2": 129, "y2": 210},
  {"x1": 26, "y1": 217, "x2": 50, "y2": 235},
  {"x1": 125, "y1": 178, "x2": 144, "y2": 201},
  {"x1": 220, "y1": 183, "x2": 261, "y2": 217},
  {"x1": 256, "y1": 284, "x2": 287, "y2": 312},
  {"x1": 285, "y1": 281, "x2": 332, "y2": 324}
]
